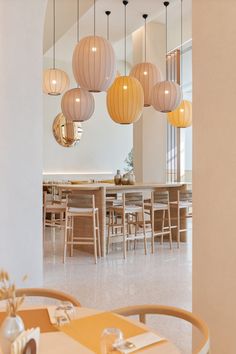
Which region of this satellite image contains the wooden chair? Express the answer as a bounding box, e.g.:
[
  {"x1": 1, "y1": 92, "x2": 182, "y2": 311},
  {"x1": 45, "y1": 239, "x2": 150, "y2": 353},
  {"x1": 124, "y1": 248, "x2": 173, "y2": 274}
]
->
[
  {"x1": 107, "y1": 192, "x2": 147, "y2": 259},
  {"x1": 43, "y1": 191, "x2": 67, "y2": 240},
  {"x1": 144, "y1": 191, "x2": 172, "y2": 252},
  {"x1": 64, "y1": 192, "x2": 101, "y2": 264},
  {"x1": 112, "y1": 304, "x2": 210, "y2": 354},
  {"x1": 15, "y1": 288, "x2": 81, "y2": 307},
  {"x1": 170, "y1": 190, "x2": 192, "y2": 247}
]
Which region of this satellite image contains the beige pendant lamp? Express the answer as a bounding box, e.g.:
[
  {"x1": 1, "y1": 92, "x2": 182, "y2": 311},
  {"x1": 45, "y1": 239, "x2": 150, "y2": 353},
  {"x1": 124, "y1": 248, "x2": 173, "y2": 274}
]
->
[
  {"x1": 168, "y1": 0, "x2": 192, "y2": 127},
  {"x1": 152, "y1": 1, "x2": 182, "y2": 113},
  {"x1": 53, "y1": 113, "x2": 83, "y2": 147},
  {"x1": 107, "y1": 1, "x2": 144, "y2": 125},
  {"x1": 61, "y1": 0, "x2": 95, "y2": 122},
  {"x1": 43, "y1": 0, "x2": 69, "y2": 95},
  {"x1": 72, "y1": 0, "x2": 116, "y2": 93},
  {"x1": 130, "y1": 14, "x2": 161, "y2": 107}
]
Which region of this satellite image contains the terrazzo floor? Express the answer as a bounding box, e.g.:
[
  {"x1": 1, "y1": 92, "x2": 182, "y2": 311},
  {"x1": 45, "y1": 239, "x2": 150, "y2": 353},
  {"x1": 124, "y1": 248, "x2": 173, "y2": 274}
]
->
[{"x1": 43, "y1": 228, "x2": 192, "y2": 353}]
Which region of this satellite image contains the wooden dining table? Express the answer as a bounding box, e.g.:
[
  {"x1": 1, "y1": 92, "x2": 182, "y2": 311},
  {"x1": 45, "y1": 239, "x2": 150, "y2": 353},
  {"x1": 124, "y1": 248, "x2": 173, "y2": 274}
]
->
[
  {"x1": 44, "y1": 182, "x2": 188, "y2": 257},
  {"x1": 0, "y1": 307, "x2": 181, "y2": 354}
]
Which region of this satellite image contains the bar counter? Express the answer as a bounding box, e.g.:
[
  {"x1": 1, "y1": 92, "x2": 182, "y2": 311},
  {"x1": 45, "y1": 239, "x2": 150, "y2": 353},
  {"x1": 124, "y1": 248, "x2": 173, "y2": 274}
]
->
[{"x1": 45, "y1": 182, "x2": 188, "y2": 257}]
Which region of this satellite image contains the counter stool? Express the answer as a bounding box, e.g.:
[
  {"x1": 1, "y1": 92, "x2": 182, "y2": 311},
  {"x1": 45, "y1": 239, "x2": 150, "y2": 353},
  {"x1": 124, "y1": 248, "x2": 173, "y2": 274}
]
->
[
  {"x1": 170, "y1": 190, "x2": 192, "y2": 247},
  {"x1": 43, "y1": 191, "x2": 66, "y2": 240},
  {"x1": 107, "y1": 192, "x2": 147, "y2": 259},
  {"x1": 64, "y1": 192, "x2": 101, "y2": 264},
  {"x1": 144, "y1": 191, "x2": 172, "y2": 252}
]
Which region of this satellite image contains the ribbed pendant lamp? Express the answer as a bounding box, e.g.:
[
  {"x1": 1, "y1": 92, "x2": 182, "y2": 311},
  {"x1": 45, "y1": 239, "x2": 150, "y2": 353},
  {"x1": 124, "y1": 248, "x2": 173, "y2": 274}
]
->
[
  {"x1": 168, "y1": 0, "x2": 192, "y2": 127},
  {"x1": 107, "y1": 1, "x2": 144, "y2": 125},
  {"x1": 72, "y1": 0, "x2": 116, "y2": 92},
  {"x1": 61, "y1": 0, "x2": 95, "y2": 122},
  {"x1": 43, "y1": 0, "x2": 69, "y2": 95},
  {"x1": 152, "y1": 1, "x2": 182, "y2": 113},
  {"x1": 130, "y1": 14, "x2": 161, "y2": 107}
]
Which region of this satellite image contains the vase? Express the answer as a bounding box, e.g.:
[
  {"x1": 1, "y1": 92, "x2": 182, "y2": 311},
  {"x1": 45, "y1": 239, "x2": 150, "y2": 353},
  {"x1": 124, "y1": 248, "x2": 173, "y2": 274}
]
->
[
  {"x1": 0, "y1": 315, "x2": 24, "y2": 354},
  {"x1": 114, "y1": 170, "x2": 121, "y2": 185}
]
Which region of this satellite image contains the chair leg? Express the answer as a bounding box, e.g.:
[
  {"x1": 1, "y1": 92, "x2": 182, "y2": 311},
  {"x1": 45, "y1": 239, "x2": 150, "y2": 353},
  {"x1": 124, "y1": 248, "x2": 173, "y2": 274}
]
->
[
  {"x1": 63, "y1": 213, "x2": 68, "y2": 263},
  {"x1": 107, "y1": 210, "x2": 111, "y2": 254},
  {"x1": 142, "y1": 209, "x2": 147, "y2": 255},
  {"x1": 151, "y1": 209, "x2": 155, "y2": 254},
  {"x1": 161, "y1": 210, "x2": 165, "y2": 245},
  {"x1": 177, "y1": 206, "x2": 180, "y2": 248},
  {"x1": 168, "y1": 207, "x2": 172, "y2": 249},
  {"x1": 70, "y1": 217, "x2": 74, "y2": 257},
  {"x1": 123, "y1": 213, "x2": 127, "y2": 259},
  {"x1": 92, "y1": 213, "x2": 98, "y2": 264},
  {"x1": 96, "y1": 210, "x2": 101, "y2": 258}
]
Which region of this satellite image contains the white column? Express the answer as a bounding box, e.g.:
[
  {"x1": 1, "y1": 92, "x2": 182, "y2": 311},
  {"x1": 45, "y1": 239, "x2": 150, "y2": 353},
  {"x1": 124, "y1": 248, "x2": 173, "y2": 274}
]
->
[
  {"x1": 133, "y1": 23, "x2": 167, "y2": 183},
  {"x1": 193, "y1": 1, "x2": 236, "y2": 353},
  {"x1": 0, "y1": 0, "x2": 46, "y2": 285}
]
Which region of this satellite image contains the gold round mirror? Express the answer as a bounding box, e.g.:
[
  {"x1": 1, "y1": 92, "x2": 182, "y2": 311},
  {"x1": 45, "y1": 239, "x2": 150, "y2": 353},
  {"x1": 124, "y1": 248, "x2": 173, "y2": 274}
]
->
[{"x1": 52, "y1": 113, "x2": 83, "y2": 147}]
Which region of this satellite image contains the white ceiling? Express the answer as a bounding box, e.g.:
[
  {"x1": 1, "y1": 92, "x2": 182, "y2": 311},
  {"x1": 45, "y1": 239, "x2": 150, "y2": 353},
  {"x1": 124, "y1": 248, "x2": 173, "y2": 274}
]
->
[{"x1": 44, "y1": 0, "x2": 192, "y2": 53}]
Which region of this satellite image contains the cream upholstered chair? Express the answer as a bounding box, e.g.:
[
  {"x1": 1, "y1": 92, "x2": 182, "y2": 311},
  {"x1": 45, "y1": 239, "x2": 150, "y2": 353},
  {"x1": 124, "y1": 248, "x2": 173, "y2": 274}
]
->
[
  {"x1": 107, "y1": 192, "x2": 147, "y2": 259},
  {"x1": 113, "y1": 304, "x2": 210, "y2": 354},
  {"x1": 15, "y1": 288, "x2": 81, "y2": 307},
  {"x1": 170, "y1": 190, "x2": 192, "y2": 247},
  {"x1": 64, "y1": 192, "x2": 101, "y2": 264},
  {"x1": 144, "y1": 191, "x2": 172, "y2": 252}
]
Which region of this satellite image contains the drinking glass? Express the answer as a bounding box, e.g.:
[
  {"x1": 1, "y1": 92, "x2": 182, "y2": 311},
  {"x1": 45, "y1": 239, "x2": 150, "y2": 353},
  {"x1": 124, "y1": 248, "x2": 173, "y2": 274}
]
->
[{"x1": 100, "y1": 328, "x2": 124, "y2": 354}]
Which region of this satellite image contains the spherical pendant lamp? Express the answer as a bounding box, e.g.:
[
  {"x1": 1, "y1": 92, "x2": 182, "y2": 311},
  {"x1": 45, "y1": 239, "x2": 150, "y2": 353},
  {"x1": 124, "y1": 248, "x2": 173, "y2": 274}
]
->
[
  {"x1": 43, "y1": 68, "x2": 69, "y2": 96},
  {"x1": 61, "y1": 88, "x2": 95, "y2": 122},
  {"x1": 43, "y1": 0, "x2": 69, "y2": 96},
  {"x1": 151, "y1": 2, "x2": 182, "y2": 113},
  {"x1": 53, "y1": 113, "x2": 83, "y2": 147},
  {"x1": 152, "y1": 80, "x2": 182, "y2": 113},
  {"x1": 107, "y1": 76, "x2": 144, "y2": 124},
  {"x1": 167, "y1": 100, "x2": 192, "y2": 128},
  {"x1": 72, "y1": 1, "x2": 116, "y2": 93},
  {"x1": 130, "y1": 14, "x2": 161, "y2": 107}
]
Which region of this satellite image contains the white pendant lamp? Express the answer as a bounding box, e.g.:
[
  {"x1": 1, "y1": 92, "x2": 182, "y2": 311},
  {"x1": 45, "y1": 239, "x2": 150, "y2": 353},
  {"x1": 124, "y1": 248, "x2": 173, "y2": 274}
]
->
[
  {"x1": 43, "y1": 0, "x2": 69, "y2": 96},
  {"x1": 168, "y1": 0, "x2": 192, "y2": 127},
  {"x1": 130, "y1": 14, "x2": 161, "y2": 107},
  {"x1": 107, "y1": 1, "x2": 144, "y2": 125},
  {"x1": 72, "y1": 0, "x2": 116, "y2": 93},
  {"x1": 152, "y1": 1, "x2": 182, "y2": 113},
  {"x1": 61, "y1": 0, "x2": 95, "y2": 122}
]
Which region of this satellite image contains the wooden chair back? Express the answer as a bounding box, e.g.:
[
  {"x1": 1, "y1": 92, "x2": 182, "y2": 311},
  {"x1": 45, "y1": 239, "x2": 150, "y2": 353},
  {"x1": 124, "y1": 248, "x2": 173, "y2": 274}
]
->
[
  {"x1": 152, "y1": 191, "x2": 169, "y2": 204},
  {"x1": 67, "y1": 192, "x2": 95, "y2": 209},
  {"x1": 15, "y1": 288, "x2": 81, "y2": 307},
  {"x1": 179, "y1": 190, "x2": 192, "y2": 203},
  {"x1": 123, "y1": 192, "x2": 143, "y2": 207},
  {"x1": 112, "y1": 304, "x2": 210, "y2": 354}
]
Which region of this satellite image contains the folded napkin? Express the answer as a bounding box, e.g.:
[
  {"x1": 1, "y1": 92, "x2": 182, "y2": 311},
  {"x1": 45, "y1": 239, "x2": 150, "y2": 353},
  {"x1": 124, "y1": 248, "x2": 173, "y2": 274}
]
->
[
  {"x1": 47, "y1": 306, "x2": 70, "y2": 325},
  {"x1": 115, "y1": 332, "x2": 165, "y2": 354},
  {"x1": 11, "y1": 328, "x2": 40, "y2": 354}
]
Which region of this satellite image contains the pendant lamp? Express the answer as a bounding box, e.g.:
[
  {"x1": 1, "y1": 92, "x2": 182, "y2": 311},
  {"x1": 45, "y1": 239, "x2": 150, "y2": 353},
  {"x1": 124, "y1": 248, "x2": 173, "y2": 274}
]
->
[
  {"x1": 43, "y1": 0, "x2": 69, "y2": 96},
  {"x1": 168, "y1": 0, "x2": 192, "y2": 127},
  {"x1": 61, "y1": 0, "x2": 95, "y2": 122},
  {"x1": 152, "y1": 2, "x2": 182, "y2": 113},
  {"x1": 107, "y1": 1, "x2": 144, "y2": 125},
  {"x1": 130, "y1": 14, "x2": 161, "y2": 107},
  {"x1": 72, "y1": 0, "x2": 116, "y2": 93}
]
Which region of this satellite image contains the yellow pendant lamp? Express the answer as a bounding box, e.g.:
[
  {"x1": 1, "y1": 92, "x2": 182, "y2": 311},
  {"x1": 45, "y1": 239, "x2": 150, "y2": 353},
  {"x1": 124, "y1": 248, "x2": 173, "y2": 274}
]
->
[
  {"x1": 130, "y1": 14, "x2": 161, "y2": 107},
  {"x1": 72, "y1": 0, "x2": 116, "y2": 93},
  {"x1": 168, "y1": 0, "x2": 192, "y2": 128},
  {"x1": 107, "y1": 1, "x2": 144, "y2": 125},
  {"x1": 43, "y1": 0, "x2": 69, "y2": 95},
  {"x1": 151, "y1": 1, "x2": 182, "y2": 113},
  {"x1": 167, "y1": 99, "x2": 192, "y2": 127}
]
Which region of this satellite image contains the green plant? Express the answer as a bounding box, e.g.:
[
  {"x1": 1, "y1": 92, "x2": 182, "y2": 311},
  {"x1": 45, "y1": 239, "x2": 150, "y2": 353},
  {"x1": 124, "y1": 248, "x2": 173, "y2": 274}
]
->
[{"x1": 124, "y1": 148, "x2": 134, "y2": 172}]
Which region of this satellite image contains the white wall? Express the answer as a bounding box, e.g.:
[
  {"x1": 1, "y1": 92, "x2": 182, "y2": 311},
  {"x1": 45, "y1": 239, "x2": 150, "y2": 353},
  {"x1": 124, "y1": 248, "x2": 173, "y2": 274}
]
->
[
  {"x1": 0, "y1": 0, "x2": 45, "y2": 285},
  {"x1": 193, "y1": 0, "x2": 236, "y2": 352}
]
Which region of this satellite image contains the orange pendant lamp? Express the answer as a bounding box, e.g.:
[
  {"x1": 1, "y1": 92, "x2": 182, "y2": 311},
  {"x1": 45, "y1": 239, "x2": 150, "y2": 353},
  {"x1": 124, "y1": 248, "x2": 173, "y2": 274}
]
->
[
  {"x1": 43, "y1": 0, "x2": 69, "y2": 95},
  {"x1": 72, "y1": 0, "x2": 116, "y2": 93},
  {"x1": 107, "y1": 1, "x2": 144, "y2": 125},
  {"x1": 130, "y1": 14, "x2": 161, "y2": 107},
  {"x1": 61, "y1": 0, "x2": 95, "y2": 122},
  {"x1": 152, "y1": 1, "x2": 182, "y2": 113},
  {"x1": 168, "y1": 0, "x2": 192, "y2": 128}
]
